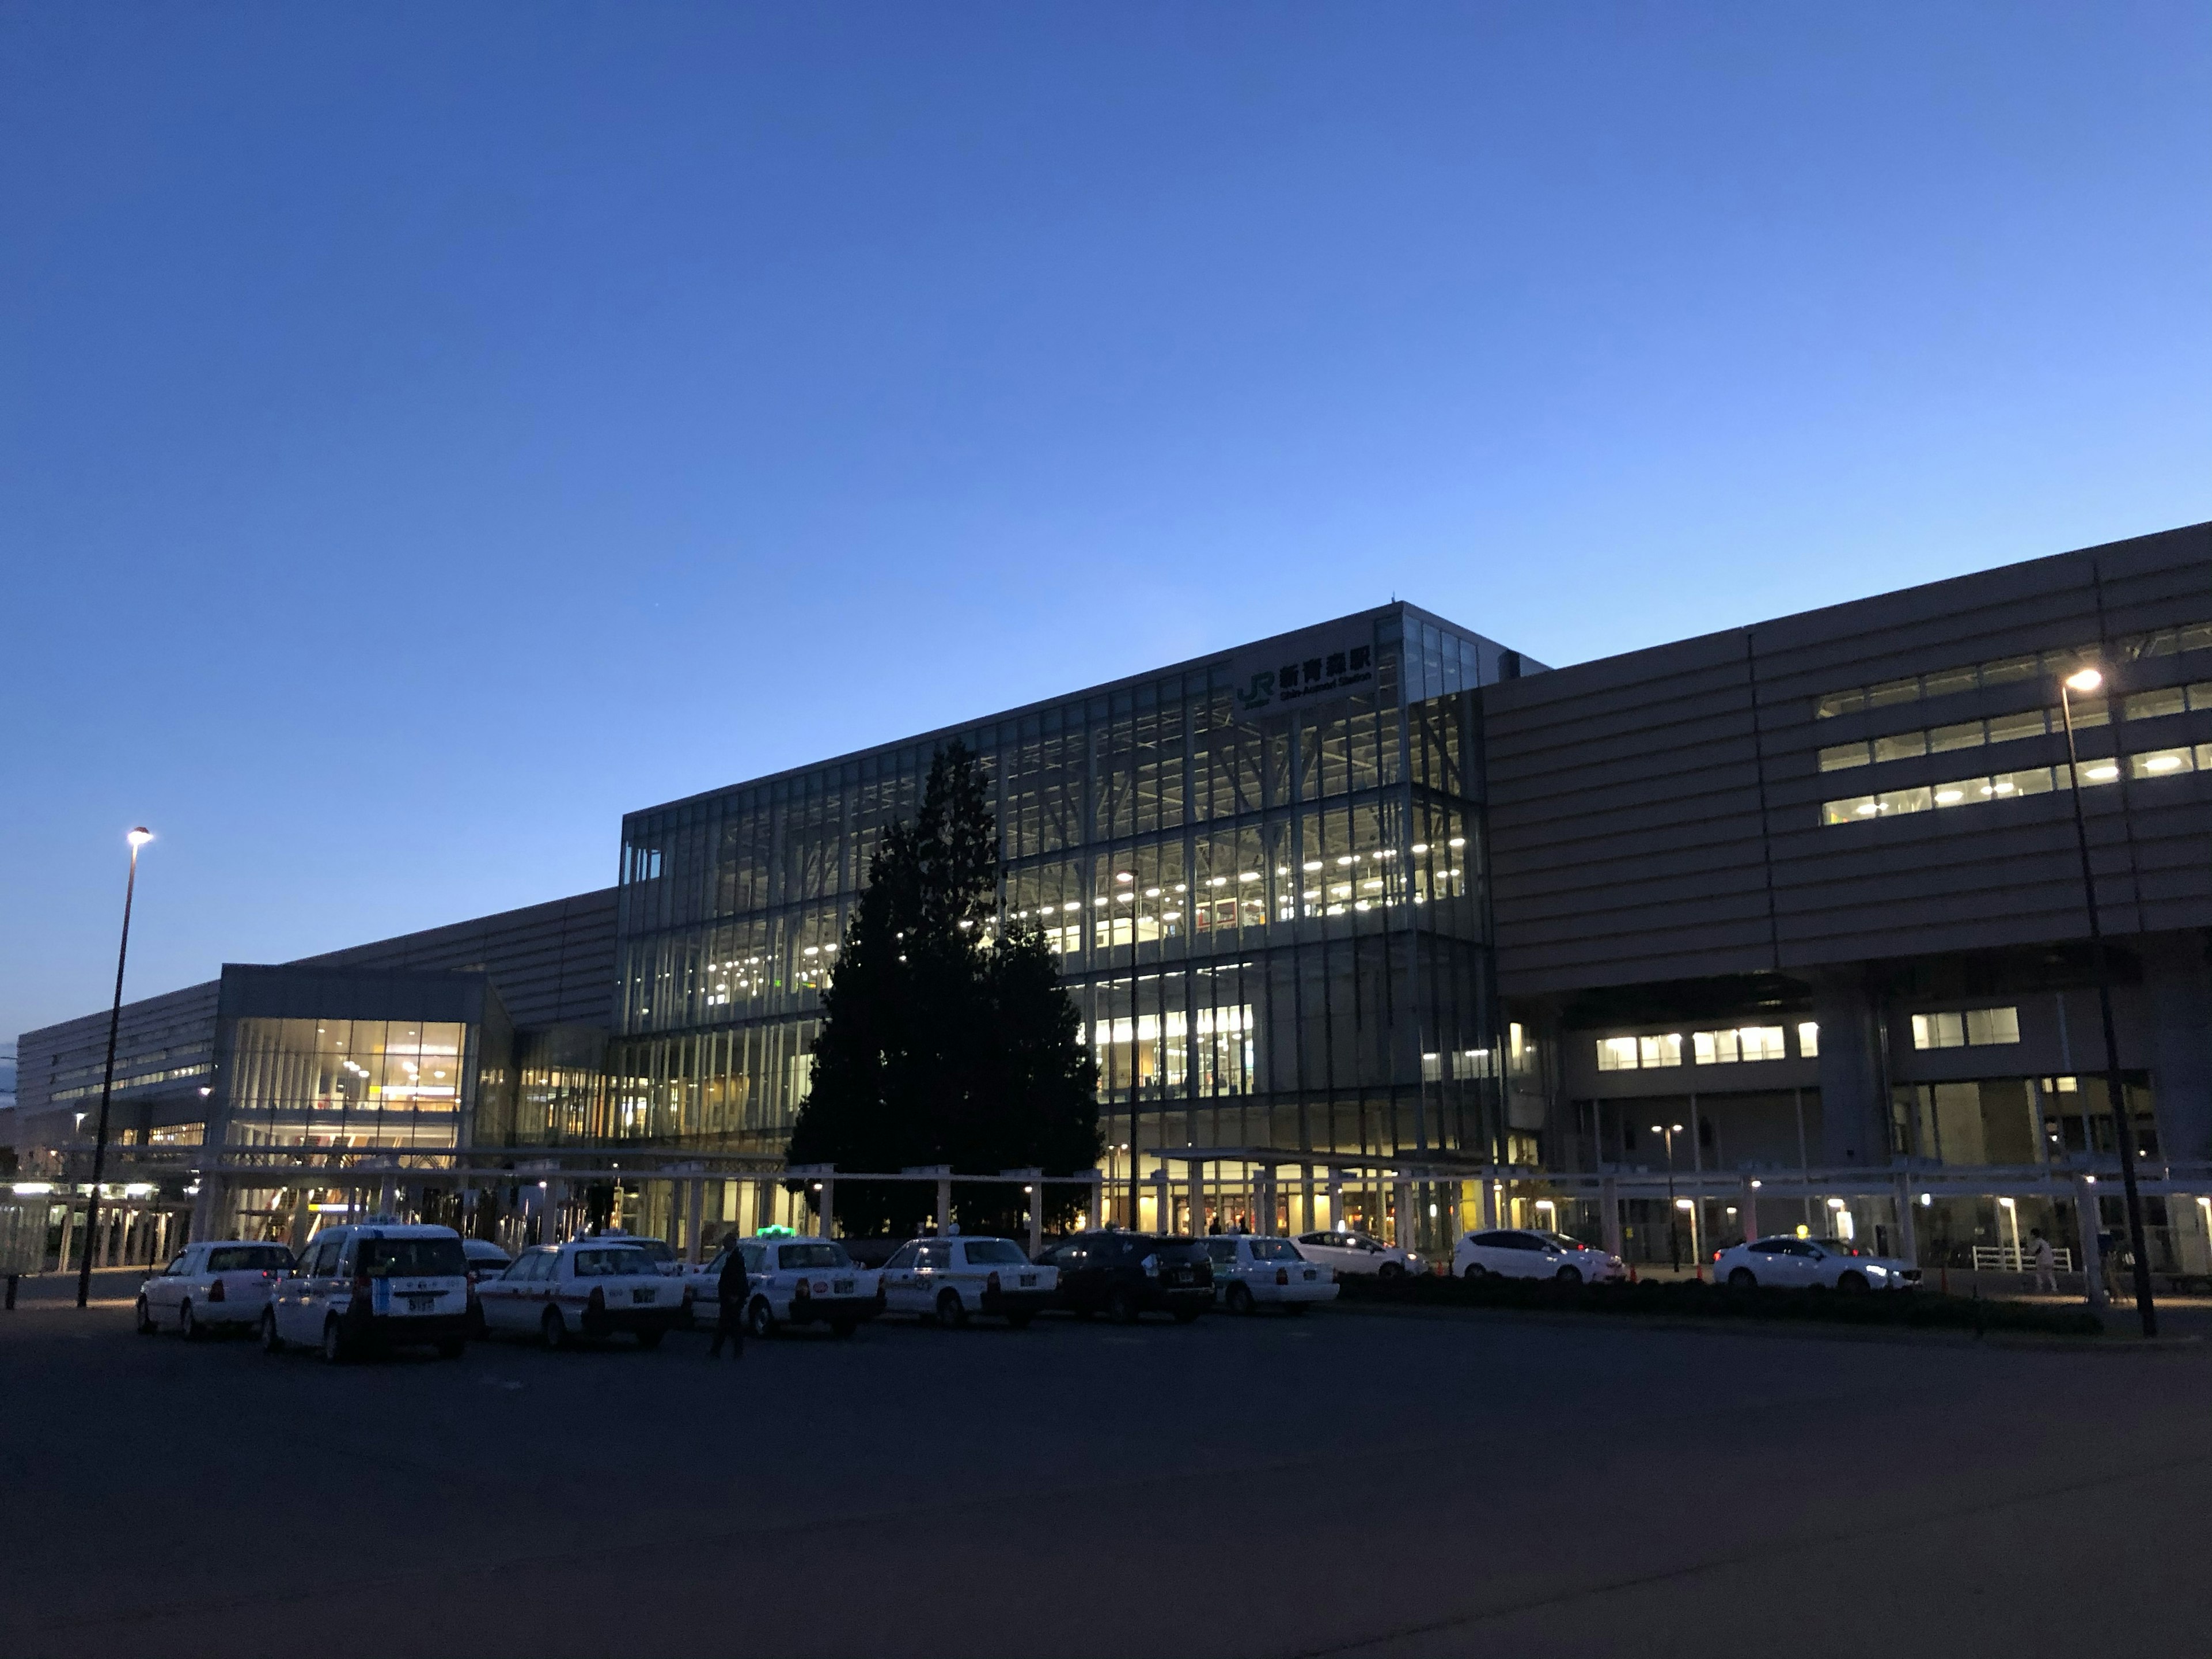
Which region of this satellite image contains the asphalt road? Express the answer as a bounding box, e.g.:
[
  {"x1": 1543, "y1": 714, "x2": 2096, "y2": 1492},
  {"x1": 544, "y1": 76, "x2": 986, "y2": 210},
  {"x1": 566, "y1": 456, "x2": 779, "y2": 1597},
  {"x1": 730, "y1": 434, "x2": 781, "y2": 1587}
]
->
[{"x1": 2, "y1": 1270, "x2": 2208, "y2": 1659}]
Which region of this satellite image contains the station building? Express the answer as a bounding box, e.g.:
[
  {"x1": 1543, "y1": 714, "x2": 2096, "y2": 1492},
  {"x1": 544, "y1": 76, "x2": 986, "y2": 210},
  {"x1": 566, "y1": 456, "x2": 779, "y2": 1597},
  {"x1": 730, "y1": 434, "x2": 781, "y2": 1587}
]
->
[{"x1": 14, "y1": 521, "x2": 2212, "y2": 1285}]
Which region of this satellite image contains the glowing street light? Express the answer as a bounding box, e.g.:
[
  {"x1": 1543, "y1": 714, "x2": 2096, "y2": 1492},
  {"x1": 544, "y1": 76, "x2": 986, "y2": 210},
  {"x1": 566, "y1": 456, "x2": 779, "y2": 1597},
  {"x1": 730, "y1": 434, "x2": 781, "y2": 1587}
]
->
[
  {"x1": 2056, "y1": 660, "x2": 2158, "y2": 1337},
  {"x1": 77, "y1": 828, "x2": 152, "y2": 1309}
]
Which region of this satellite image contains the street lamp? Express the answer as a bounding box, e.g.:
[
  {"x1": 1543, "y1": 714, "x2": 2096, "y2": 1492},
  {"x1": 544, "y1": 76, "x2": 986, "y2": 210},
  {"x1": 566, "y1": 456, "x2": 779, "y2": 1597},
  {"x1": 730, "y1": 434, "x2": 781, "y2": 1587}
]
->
[
  {"x1": 1653, "y1": 1123, "x2": 1684, "y2": 1268},
  {"x1": 1675, "y1": 1196, "x2": 1699, "y2": 1273},
  {"x1": 77, "y1": 827, "x2": 153, "y2": 1310},
  {"x1": 2056, "y1": 663, "x2": 2159, "y2": 1336}
]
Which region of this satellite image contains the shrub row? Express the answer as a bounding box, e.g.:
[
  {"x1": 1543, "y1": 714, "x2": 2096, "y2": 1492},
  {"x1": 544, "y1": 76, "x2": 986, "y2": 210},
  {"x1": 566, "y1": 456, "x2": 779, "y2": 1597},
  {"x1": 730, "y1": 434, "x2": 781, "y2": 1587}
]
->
[{"x1": 1338, "y1": 1270, "x2": 2104, "y2": 1336}]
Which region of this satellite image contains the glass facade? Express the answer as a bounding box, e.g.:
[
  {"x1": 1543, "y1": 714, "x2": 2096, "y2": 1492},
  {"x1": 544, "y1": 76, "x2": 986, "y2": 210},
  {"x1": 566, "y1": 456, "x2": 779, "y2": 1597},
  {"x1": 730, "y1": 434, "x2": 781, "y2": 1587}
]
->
[
  {"x1": 224, "y1": 1016, "x2": 472, "y2": 1152},
  {"x1": 601, "y1": 605, "x2": 1512, "y2": 1229}
]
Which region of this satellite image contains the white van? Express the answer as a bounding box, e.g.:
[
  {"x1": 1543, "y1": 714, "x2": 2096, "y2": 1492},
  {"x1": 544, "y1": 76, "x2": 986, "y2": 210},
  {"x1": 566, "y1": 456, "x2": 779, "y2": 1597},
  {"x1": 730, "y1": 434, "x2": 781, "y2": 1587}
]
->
[{"x1": 262, "y1": 1222, "x2": 472, "y2": 1362}]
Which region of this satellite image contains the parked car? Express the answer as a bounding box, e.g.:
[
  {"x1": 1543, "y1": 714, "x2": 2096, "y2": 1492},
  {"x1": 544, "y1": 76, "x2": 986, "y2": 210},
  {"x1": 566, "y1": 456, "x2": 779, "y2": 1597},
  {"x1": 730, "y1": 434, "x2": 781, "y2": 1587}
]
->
[
  {"x1": 1714, "y1": 1236, "x2": 1921, "y2": 1292},
  {"x1": 1038, "y1": 1232, "x2": 1211, "y2": 1323},
  {"x1": 1293, "y1": 1229, "x2": 1423, "y2": 1279},
  {"x1": 463, "y1": 1238, "x2": 512, "y2": 1281},
  {"x1": 262, "y1": 1224, "x2": 471, "y2": 1362},
  {"x1": 880, "y1": 1235, "x2": 1056, "y2": 1328},
  {"x1": 137, "y1": 1241, "x2": 295, "y2": 1339},
  {"x1": 475, "y1": 1239, "x2": 685, "y2": 1347},
  {"x1": 1455, "y1": 1228, "x2": 1624, "y2": 1284},
  {"x1": 684, "y1": 1235, "x2": 881, "y2": 1338},
  {"x1": 1204, "y1": 1234, "x2": 1336, "y2": 1315}
]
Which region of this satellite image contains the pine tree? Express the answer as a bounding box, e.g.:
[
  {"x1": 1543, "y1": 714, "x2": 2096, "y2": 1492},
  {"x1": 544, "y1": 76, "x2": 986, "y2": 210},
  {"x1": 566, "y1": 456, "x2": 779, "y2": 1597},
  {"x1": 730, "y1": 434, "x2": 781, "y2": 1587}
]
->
[{"x1": 786, "y1": 742, "x2": 1100, "y2": 1236}]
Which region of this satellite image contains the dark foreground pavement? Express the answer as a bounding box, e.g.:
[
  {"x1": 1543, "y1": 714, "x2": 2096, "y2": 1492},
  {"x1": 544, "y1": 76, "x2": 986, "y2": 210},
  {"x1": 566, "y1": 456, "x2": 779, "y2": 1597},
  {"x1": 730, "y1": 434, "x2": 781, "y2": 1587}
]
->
[{"x1": 2, "y1": 1270, "x2": 2207, "y2": 1659}]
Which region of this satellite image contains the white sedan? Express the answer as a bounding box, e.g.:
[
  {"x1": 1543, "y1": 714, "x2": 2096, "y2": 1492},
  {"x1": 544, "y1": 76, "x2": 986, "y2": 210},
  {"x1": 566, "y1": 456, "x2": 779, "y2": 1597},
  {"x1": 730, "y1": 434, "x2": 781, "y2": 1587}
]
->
[
  {"x1": 1205, "y1": 1234, "x2": 1337, "y2": 1314},
  {"x1": 684, "y1": 1235, "x2": 881, "y2": 1339},
  {"x1": 137, "y1": 1241, "x2": 296, "y2": 1339},
  {"x1": 1455, "y1": 1228, "x2": 1625, "y2": 1284},
  {"x1": 1715, "y1": 1236, "x2": 1921, "y2": 1292},
  {"x1": 1293, "y1": 1229, "x2": 1423, "y2": 1279},
  {"x1": 476, "y1": 1240, "x2": 687, "y2": 1347},
  {"x1": 880, "y1": 1235, "x2": 1056, "y2": 1327}
]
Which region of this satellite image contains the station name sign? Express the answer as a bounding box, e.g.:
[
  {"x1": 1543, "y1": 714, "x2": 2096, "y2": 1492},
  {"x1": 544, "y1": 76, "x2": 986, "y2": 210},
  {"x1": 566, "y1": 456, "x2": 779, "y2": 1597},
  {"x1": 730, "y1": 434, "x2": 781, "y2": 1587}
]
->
[{"x1": 1230, "y1": 629, "x2": 1377, "y2": 713}]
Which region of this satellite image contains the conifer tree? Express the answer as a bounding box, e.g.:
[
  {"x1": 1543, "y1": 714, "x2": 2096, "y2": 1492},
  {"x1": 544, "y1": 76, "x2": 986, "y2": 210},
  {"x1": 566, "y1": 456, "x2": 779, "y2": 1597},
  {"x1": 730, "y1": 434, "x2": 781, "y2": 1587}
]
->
[{"x1": 786, "y1": 741, "x2": 1100, "y2": 1235}]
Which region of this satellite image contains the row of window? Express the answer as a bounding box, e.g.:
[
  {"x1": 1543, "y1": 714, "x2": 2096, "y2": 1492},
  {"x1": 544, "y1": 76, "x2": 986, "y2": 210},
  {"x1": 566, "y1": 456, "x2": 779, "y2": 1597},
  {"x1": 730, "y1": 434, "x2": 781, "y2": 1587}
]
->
[
  {"x1": 1590, "y1": 1008, "x2": 2020, "y2": 1073},
  {"x1": 1818, "y1": 679, "x2": 2212, "y2": 774},
  {"x1": 1910, "y1": 1007, "x2": 2019, "y2": 1050},
  {"x1": 1596, "y1": 1024, "x2": 1820, "y2": 1071},
  {"x1": 1821, "y1": 744, "x2": 2210, "y2": 826},
  {"x1": 1814, "y1": 619, "x2": 2212, "y2": 720}
]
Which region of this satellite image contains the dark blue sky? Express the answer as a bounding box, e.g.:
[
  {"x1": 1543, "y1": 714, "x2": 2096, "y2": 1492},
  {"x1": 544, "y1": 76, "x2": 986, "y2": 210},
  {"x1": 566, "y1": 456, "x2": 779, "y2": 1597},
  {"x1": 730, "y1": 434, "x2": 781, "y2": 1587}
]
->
[{"x1": 5, "y1": 3, "x2": 2209, "y2": 1045}]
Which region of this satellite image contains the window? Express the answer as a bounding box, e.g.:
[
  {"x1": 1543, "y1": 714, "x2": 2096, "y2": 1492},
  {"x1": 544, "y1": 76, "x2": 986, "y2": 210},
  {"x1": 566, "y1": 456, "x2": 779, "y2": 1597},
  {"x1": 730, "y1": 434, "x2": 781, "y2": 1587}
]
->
[
  {"x1": 1819, "y1": 741, "x2": 1871, "y2": 772},
  {"x1": 1927, "y1": 719, "x2": 1986, "y2": 754},
  {"x1": 1964, "y1": 1007, "x2": 2020, "y2": 1046},
  {"x1": 779, "y1": 1242, "x2": 850, "y2": 1270},
  {"x1": 1206, "y1": 1240, "x2": 1237, "y2": 1264},
  {"x1": 2130, "y1": 747, "x2": 2196, "y2": 780},
  {"x1": 1796, "y1": 1021, "x2": 1819, "y2": 1059},
  {"x1": 1873, "y1": 730, "x2": 1927, "y2": 764},
  {"x1": 1638, "y1": 1033, "x2": 1682, "y2": 1069},
  {"x1": 960, "y1": 1240, "x2": 1028, "y2": 1265},
  {"x1": 1596, "y1": 1037, "x2": 1639, "y2": 1072},
  {"x1": 1694, "y1": 1029, "x2": 1737, "y2": 1065},
  {"x1": 1912, "y1": 1007, "x2": 2019, "y2": 1050},
  {"x1": 206, "y1": 1245, "x2": 292, "y2": 1272},
  {"x1": 1249, "y1": 1238, "x2": 1299, "y2": 1260},
  {"x1": 1813, "y1": 623, "x2": 2212, "y2": 720},
  {"x1": 1912, "y1": 1012, "x2": 1965, "y2": 1050},
  {"x1": 358, "y1": 1237, "x2": 467, "y2": 1278}
]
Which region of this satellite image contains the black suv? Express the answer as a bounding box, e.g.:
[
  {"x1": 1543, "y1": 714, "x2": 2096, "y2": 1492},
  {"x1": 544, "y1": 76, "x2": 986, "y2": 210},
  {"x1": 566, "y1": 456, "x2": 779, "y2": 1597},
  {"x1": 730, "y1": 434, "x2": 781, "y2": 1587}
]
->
[{"x1": 1039, "y1": 1231, "x2": 1212, "y2": 1323}]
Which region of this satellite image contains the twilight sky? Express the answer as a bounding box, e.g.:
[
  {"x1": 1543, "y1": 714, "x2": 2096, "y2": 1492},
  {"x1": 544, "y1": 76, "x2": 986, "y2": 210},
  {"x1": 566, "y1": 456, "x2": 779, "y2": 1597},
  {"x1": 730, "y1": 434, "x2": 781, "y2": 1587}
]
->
[{"x1": 3, "y1": 3, "x2": 2209, "y2": 1048}]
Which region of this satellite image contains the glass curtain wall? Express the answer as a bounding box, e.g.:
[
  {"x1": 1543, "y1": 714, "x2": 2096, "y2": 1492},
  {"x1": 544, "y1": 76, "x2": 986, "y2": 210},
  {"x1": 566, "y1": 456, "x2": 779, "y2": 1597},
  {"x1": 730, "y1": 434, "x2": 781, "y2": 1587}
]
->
[
  {"x1": 605, "y1": 606, "x2": 1504, "y2": 1241},
  {"x1": 224, "y1": 1017, "x2": 471, "y2": 1152}
]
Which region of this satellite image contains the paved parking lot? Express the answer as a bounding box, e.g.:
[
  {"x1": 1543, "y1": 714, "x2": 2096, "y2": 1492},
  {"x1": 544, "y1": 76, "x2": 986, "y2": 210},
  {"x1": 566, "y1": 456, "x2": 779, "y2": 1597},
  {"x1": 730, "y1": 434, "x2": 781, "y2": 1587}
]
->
[{"x1": 3, "y1": 1270, "x2": 2210, "y2": 1658}]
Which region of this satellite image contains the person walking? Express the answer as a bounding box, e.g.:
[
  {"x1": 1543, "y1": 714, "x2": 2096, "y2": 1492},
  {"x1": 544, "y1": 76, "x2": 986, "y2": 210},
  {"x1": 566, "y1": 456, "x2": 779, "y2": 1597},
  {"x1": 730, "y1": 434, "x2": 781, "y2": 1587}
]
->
[
  {"x1": 709, "y1": 1244, "x2": 750, "y2": 1360},
  {"x1": 2029, "y1": 1228, "x2": 2057, "y2": 1295}
]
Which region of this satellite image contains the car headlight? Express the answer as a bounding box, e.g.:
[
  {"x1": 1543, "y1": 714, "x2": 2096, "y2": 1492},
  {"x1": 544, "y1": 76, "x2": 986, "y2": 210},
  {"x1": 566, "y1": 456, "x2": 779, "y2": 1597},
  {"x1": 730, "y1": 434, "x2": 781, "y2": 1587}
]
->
[{"x1": 1866, "y1": 1265, "x2": 1889, "y2": 1279}]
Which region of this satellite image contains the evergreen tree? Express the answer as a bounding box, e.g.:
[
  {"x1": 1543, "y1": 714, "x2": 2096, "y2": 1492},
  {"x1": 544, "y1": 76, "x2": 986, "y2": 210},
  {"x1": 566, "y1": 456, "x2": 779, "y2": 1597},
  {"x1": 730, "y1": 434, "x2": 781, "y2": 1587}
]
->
[{"x1": 786, "y1": 742, "x2": 1101, "y2": 1236}]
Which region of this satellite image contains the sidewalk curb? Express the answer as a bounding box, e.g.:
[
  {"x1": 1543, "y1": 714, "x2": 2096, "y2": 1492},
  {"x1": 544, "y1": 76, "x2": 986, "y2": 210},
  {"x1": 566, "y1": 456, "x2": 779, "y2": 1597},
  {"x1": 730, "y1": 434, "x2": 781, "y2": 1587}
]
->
[{"x1": 1323, "y1": 1297, "x2": 2204, "y2": 1353}]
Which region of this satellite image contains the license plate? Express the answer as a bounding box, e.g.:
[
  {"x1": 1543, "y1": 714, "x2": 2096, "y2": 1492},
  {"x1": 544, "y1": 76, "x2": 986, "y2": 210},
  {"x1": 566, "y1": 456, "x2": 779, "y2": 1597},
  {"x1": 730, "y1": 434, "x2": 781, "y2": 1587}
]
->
[
  {"x1": 833, "y1": 1278, "x2": 854, "y2": 1294},
  {"x1": 631, "y1": 1288, "x2": 656, "y2": 1304},
  {"x1": 405, "y1": 1294, "x2": 437, "y2": 1312},
  {"x1": 1019, "y1": 1273, "x2": 1036, "y2": 1287}
]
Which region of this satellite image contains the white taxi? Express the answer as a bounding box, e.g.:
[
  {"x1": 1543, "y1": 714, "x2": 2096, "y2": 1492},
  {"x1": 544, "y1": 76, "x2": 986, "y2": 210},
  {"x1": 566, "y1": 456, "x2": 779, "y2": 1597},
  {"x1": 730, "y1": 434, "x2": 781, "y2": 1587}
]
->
[
  {"x1": 685, "y1": 1234, "x2": 881, "y2": 1339},
  {"x1": 476, "y1": 1239, "x2": 687, "y2": 1347},
  {"x1": 880, "y1": 1235, "x2": 1056, "y2": 1328},
  {"x1": 261, "y1": 1223, "x2": 472, "y2": 1362},
  {"x1": 137, "y1": 1240, "x2": 296, "y2": 1339},
  {"x1": 1455, "y1": 1228, "x2": 1626, "y2": 1284},
  {"x1": 1293, "y1": 1229, "x2": 1424, "y2": 1279},
  {"x1": 1204, "y1": 1234, "x2": 1336, "y2": 1315}
]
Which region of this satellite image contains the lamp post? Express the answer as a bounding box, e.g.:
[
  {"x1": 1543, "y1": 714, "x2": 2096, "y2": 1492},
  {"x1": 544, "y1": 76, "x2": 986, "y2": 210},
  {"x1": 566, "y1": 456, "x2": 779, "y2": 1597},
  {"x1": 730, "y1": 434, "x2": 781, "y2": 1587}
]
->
[
  {"x1": 1652, "y1": 1122, "x2": 1683, "y2": 1269},
  {"x1": 2056, "y1": 664, "x2": 2158, "y2": 1337},
  {"x1": 77, "y1": 827, "x2": 153, "y2": 1310}
]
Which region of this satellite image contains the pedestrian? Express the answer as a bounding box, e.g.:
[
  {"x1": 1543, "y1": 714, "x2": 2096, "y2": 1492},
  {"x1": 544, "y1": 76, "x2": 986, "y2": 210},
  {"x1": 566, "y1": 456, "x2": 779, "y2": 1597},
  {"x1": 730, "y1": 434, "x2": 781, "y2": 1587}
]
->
[
  {"x1": 709, "y1": 1244, "x2": 749, "y2": 1360},
  {"x1": 2029, "y1": 1227, "x2": 2056, "y2": 1294}
]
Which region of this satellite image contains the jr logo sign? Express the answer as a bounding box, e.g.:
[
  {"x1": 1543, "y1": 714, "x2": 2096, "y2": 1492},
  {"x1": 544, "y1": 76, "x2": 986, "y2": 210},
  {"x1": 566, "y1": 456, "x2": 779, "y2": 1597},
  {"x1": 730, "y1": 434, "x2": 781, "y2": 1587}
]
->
[{"x1": 1232, "y1": 643, "x2": 1374, "y2": 713}]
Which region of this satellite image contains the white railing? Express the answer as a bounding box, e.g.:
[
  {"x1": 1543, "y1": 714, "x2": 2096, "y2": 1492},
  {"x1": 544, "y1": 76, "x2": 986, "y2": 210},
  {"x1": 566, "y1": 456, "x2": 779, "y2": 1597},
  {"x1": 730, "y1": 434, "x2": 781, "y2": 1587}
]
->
[{"x1": 1971, "y1": 1245, "x2": 2073, "y2": 1272}]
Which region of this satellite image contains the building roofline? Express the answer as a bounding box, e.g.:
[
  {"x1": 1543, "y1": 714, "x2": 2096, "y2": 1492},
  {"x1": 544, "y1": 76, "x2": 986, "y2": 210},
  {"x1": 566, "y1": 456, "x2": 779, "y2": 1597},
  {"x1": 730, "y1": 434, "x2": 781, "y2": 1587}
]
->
[{"x1": 624, "y1": 599, "x2": 1532, "y2": 822}]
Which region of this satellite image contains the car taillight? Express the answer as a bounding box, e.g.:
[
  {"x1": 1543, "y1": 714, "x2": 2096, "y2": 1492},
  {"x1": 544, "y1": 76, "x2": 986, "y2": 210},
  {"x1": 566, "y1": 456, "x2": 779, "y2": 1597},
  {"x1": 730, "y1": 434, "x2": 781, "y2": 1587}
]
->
[
  {"x1": 796, "y1": 1279, "x2": 812, "y2": 1298},
  {"x1": 987, "y1": 1271, "x2": 1001, "y2": 1293},
  {"x1": 209, "y1": 1278, "x2": 226, "y2": 1302},
  {"x1": 353, "y1": 1274, "x2": 371, "y2": 1301},
  {"x1": 589, "y1": 1286, "x2": 605, "y2": 1313},
  {"x1": 1276, "y1": 1268, "x2": 1289, "y2": 1285}
]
